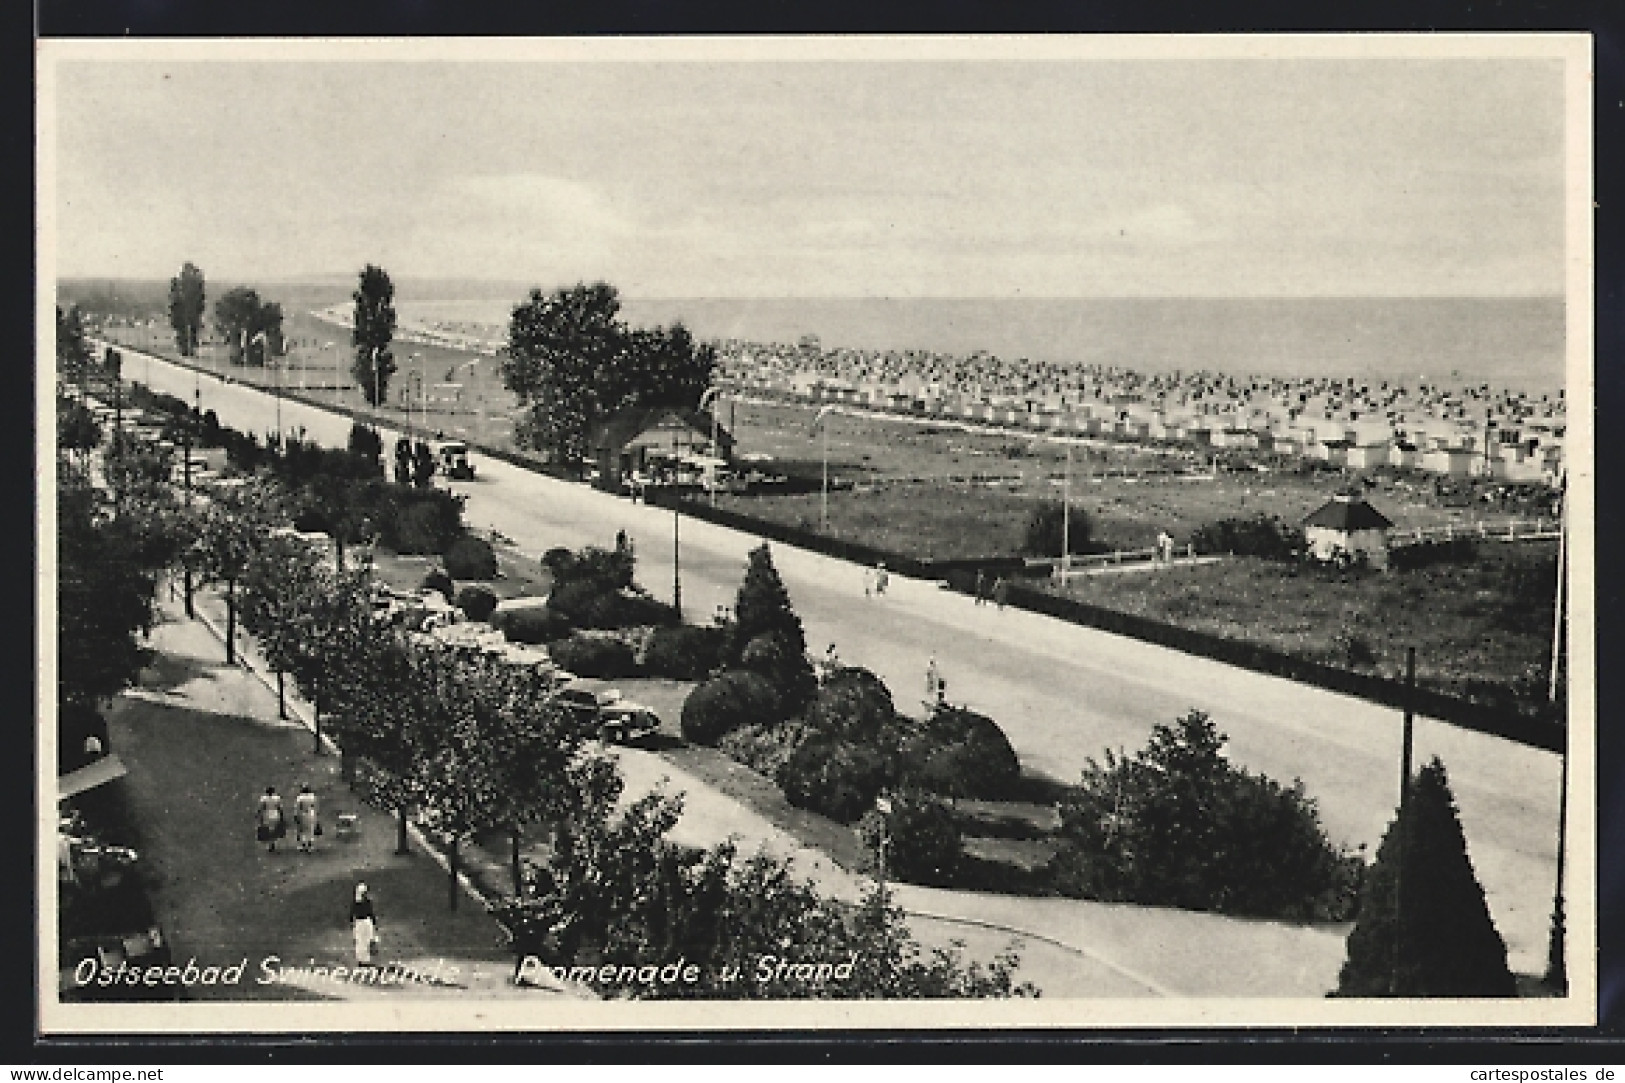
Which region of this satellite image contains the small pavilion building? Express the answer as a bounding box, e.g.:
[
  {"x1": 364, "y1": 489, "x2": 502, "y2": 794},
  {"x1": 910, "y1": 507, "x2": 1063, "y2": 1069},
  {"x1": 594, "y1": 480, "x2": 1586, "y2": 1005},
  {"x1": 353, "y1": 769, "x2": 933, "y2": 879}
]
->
[{"x1": 1302, "y1": 494, "x2": 1394, "y2": 569}]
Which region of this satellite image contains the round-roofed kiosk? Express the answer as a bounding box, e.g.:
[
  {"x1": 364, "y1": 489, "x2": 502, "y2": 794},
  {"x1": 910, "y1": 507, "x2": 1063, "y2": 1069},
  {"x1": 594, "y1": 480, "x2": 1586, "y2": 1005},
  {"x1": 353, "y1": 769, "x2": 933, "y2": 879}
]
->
[{"x1": 1302, "y1": 494, "x2": 1394, "y2": 570}]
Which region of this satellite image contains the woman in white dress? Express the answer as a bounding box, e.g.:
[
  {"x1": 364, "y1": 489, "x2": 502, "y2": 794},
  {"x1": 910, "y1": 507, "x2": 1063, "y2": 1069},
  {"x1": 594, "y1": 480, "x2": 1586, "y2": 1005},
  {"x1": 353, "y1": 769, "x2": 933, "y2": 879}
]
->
[
  {"x1": 350, "y1": 883, "x2": 378, "y2": 965},
  {"x1": 293, "y1": 784, "x2": 320, "y2": 853}
]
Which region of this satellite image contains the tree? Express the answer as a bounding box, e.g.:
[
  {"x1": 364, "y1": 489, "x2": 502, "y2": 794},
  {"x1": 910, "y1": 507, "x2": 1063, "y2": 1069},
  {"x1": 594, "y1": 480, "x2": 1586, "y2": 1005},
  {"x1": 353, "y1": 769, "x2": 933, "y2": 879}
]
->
[
  {"x1": 489, "y1": 786, "x2": 1036, "y2": 999},
  {"x1": 57, "y1": 395, "x2": 102, "y2": 457},
  {"x1": 57, "y1": 464, "x2": 162, "y2": 709},
  {"x1": 347, "y1": 424, "x2": 384, "y2": 475},
  {"x1": 240, "y1": 532, "x2": 325, "y2": 719},
  {"x1": 57, "y1": 306, "x2": 92, "y2": 392},
  {"x1": 1335, "y1": 758, "x2": 1517, "y2": 997},
  {"x1": 1023, "y1": 501, "x2": 1094, "y2": 558},
  {"x1": 352, "y1": 265, "x2": 398, "y2": 407},
  {"x1": 192, "y1": 483, "x2": 276, "y2": 664},
  {"x1": 502, "y1": 282, "x2": 624, "y2": 467},
  {"x1": 901, "y1": 705, "x2": 1022, "y2": 800},
  {"x1": 167, "y1": 262, "x2": 206, "y2": 356},
  {"x1": 1053, "y1": 710, "x2": 1363, "y2": 921},
  {"x1": 726, "y1": 544, "x2": 816, "y2": 711},
  {"x1": 213, "y1": 287, "x2": 284, "y2": 366},
  {"x1": 614, "y1": 322, "x2": 716, "y2": 413}
]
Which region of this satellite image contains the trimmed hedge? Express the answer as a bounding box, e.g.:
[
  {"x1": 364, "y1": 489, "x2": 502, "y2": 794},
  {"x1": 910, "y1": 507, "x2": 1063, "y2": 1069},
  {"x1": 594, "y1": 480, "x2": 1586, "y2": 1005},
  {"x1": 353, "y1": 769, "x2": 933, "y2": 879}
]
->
[
  {"x1": 445, "y1": 534, "x2": 498, "y2": 580},
  {"x1": 455, "y1": 584, "x2": 498, "y2": 623},
  {"x1": 547, "y1": 634, "x2": 640, "y2": 678},
  {"x1": 643, "y1": 624, "x2": 725, "y2": 681},
  {"x1": 901, "y1": 706, "x2": 1021, "y2": 800},
  {"x1": 680, "y1": 671, "x2": 783, "y2": 747},
  {"x1": 490, "y1": 605, "x2": 575, "y2": 646}
]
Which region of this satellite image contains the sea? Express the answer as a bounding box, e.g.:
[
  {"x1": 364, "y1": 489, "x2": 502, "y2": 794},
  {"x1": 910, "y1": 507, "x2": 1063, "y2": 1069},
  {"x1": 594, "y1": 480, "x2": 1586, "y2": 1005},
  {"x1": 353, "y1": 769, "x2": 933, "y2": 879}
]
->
[{"x1": 394, "y1": 296, "x2": 1568, "y2": 396}]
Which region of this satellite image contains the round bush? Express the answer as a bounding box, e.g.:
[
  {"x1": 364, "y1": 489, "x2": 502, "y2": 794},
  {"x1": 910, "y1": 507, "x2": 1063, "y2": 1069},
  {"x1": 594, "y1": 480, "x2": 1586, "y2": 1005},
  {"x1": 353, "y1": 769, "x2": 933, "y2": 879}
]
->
[
  {"x1": 643, "y1": 624, "x2": 725, "y2": 681},
  {"x1": 444, "y1": 534, "x2": 498, "y2": 580},
  {"x1": 547, "y1": 634, "x2": 639, "y2": 678},
  {"x1": 805, "y1": 666, "x2": 903, "y2": 747},
  {"x1": 901, "y1": 706, "x2": 1022, "y2": 800},
  {"x1": 680, "y1": 671, "x2": 783, "y2": 747},
  {"x1": 778, "y1": 735, "x2": 896, "y2": 824},
  {"x1": 421, "y1": 569, "x2": 455, "y2": 602},
  {"x1": 455, "y1": 584, "x2": 499, "y2": 623},
  {"x1": 490, "y1": 605, "x2": 574, "y2": 645}
]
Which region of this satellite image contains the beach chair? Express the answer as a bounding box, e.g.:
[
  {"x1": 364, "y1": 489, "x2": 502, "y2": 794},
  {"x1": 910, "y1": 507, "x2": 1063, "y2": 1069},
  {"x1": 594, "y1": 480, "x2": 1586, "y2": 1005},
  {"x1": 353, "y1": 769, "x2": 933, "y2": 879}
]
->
[{"x1": 334, "y1": 812, "x2": 360, "y2": 840}]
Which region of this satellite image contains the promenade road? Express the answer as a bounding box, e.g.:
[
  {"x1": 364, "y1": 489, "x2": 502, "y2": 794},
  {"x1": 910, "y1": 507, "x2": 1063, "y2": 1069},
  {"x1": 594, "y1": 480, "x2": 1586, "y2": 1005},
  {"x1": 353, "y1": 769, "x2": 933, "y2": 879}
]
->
[{"x1": 121, "y1": 345, "x2": 1573, "y2": 977}]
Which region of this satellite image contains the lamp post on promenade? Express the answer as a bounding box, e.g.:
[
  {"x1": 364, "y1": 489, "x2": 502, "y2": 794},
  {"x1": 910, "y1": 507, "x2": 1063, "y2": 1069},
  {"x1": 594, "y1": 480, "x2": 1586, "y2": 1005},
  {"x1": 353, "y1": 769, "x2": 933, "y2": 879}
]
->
[
  {"x1": 812, "y1": 403, "x2": 835, "y2": 535},
  {"x1": 672, "y1": 497, "x2": 682, "y2": 622}
]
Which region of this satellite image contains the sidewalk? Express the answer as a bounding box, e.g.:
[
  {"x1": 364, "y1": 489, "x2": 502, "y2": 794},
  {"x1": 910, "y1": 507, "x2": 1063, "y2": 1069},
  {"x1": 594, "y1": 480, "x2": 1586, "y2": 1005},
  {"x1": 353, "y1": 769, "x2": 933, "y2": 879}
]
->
[{"x1": 107, "y1": 594, "x2": 579, "y2": 1002}]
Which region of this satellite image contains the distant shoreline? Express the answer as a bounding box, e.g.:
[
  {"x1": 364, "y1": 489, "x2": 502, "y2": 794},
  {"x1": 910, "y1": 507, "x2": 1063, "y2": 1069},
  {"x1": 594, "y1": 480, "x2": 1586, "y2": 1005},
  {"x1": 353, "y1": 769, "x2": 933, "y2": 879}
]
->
[{"x1": 371, "y1": 294, "x2": 1565, "y2": 398}]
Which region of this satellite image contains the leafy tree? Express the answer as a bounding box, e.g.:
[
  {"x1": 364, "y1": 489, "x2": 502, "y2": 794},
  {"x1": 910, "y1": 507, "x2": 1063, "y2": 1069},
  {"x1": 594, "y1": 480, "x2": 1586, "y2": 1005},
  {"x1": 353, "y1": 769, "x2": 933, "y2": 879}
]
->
[
  {"x1": 1023, "y1": 501, "x2": 1094, "y2": 558},
  {"x1": 282, "y1": 560, "x2": 380, "y2": 759},
  {"x1": 352, "y1": 264, "x2": 397, "y2": 407},
  {"x1": 490, "y1": 787, "x2": 1036, "y2": 999},
  {"x1": 192, "y1": 482, "x2": 278, "y2": 664},
  {"x1": 1334, "y1": 758, "x2": 1516, "y2": 997},
  {"x1": 240, "y1": 532, "x2": 325, "y2": 719},
  {"x1": 56, "y1": 464, "x2": 162, "y2": 709},
  {"x1": 726, "y1": 544, "x2": 816, "y2": 711},
  {"x1": 502, "y1": 282, "x2": 624, "y2": 467},
  {"x1": 57, "y1": 395, "x2": 102, "y2": 457},
  {"x1": 56, "y1": 305, "x2": 92, "y2": 391},
  {"x1": 616, "y1": 322, "x2": 717, "y2": 412},
  {"x1": 1053, "y1": 710, "x2": 1363, "y2": 921},
  {"x1": 213, "y1": 287, "x2": 283, "y2": 366},
  {"x1": 167, "y1": 262, "x2": 206, "y2": 356}
]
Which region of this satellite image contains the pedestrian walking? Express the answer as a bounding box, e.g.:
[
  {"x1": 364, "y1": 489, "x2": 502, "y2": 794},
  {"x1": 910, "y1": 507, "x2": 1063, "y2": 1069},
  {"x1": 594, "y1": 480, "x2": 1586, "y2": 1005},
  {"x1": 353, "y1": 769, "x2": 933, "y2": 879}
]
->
[
  {"x1": 973, "y1": 569, "x2": 987, "y2": 605},
  {"x1": 992, "y1": 576, "x2": 1009, "y2": 611},
  {"x1": 293, "y1": 784, "x2": 321, "y2": 854},
  {"x1": 350, "y1": 883, "x2": 379, "y2": 965},
  {"x1": 256, "y1": 786, "x2": 287, "y2": 853},
  {"x1": 875, "y1": 562, "x2": 890, "y2": 596},
  {"x1": 863, "y1": 566, "x2": 873, "y2": 598},
  {"x1": 925, "y1": 655, "x2": 940, "y2": 706}
]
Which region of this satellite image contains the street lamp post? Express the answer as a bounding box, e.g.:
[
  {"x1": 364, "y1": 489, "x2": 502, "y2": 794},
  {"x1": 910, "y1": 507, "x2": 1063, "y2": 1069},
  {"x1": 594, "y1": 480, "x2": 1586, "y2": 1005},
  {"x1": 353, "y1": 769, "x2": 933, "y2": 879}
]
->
[
  {"x1": 672, "y1": 499, "x2": 682, "y2": 621},
  {"x1": 1061, "y1": 442, "x2": 1072, "y2": 584},
  {"x1": 1546, "y1": 472, "x2": 1569, "y2": 992}
]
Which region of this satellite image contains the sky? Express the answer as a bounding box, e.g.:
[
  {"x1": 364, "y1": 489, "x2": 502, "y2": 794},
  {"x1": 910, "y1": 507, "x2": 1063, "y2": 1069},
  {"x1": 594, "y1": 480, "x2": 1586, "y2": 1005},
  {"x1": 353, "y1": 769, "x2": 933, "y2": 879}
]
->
[{"x1": 46, "y1": 46, "x2": 1571, "y2": 299}]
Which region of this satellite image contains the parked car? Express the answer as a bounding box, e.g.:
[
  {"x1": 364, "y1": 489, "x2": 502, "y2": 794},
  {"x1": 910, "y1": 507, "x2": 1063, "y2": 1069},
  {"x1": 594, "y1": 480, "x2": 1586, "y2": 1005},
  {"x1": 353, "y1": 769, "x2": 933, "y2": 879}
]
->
[
  {"x1": 550, "y1": 683, "x2": 661, "y2": 743},
  {"x1": 595, "y1": 702, "x2": 663, "y2": 744}
]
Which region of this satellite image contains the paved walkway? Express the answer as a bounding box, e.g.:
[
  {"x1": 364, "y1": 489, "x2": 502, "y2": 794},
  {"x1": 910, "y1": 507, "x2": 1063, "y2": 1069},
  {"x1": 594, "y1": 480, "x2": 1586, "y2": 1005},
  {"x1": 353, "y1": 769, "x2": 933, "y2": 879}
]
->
[{"x1": 107, "y1": 594, "x2": 581, "y2": 1002}]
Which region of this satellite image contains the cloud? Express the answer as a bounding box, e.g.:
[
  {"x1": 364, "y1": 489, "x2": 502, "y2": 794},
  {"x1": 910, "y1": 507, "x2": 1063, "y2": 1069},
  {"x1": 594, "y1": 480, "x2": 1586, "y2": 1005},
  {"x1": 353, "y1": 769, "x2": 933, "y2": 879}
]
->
[{"x1": 443, "y1": 173, "x2": 632, "y2": 247}]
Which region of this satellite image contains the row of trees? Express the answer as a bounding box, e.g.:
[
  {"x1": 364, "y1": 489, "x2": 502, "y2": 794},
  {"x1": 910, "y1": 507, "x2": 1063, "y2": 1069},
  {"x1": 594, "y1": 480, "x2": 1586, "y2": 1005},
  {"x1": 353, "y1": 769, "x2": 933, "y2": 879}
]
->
[{"x1": 163, "y1": 261, "x2": 286, "y2": 365}]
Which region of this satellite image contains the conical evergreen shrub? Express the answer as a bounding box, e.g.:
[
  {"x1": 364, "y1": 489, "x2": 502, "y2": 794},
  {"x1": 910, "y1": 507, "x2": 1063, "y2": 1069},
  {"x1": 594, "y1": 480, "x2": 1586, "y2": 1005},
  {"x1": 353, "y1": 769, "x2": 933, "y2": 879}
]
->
[
  {"x1": 727, "y1": 544, "x2": 816, "y2": 710},
  {"x1": 1335, "y1": 757, "x2": 1516, "y2": 997}
]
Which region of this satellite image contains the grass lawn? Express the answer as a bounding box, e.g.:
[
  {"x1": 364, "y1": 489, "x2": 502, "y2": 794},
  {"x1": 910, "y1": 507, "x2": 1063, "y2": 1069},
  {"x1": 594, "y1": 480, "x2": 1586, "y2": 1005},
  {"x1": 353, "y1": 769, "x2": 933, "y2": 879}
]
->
[{"x1": 1053, "y1": 543, "x2": 1559, "y2": 704}]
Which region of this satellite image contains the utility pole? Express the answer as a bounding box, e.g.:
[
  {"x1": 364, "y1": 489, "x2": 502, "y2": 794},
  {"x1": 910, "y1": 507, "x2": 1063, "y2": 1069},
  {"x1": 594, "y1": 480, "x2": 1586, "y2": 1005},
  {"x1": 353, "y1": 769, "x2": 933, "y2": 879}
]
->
[
  {"x1": 672, "y1": 500, "x2": 682, "y2": 621},
  {"x1": 1061, "y1": 442, "x2": 1072, "y2": 584},
  {"x1": 821, "y1": 411, "x2": 830, "y2": 534}
]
